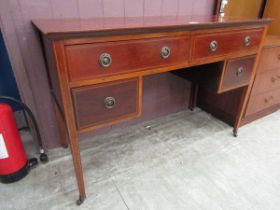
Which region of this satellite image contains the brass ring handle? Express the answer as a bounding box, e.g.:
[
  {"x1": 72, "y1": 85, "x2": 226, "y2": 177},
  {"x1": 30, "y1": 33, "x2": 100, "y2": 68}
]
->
[
  {"x1": 99, "y1": 53, "x2": 112, "y2": 68},
  {"x1": 209, "y1": 40, "x2": 218, "y2": 52},
  {"x1": 244, "y1": 36, "x2": 251, "y2": 47},
  {"x1": 161, "y1": 46, "x2": 171, "y2": 59},
  {"x1": 236, "y1": 67, "x2": 244, "y2": 77},
  {"x1": 104, "y1": 97, "x2": 116, "y2": 109},
  {"x1": 271, "y1": 77, "x2": 276, "y2": 83}
]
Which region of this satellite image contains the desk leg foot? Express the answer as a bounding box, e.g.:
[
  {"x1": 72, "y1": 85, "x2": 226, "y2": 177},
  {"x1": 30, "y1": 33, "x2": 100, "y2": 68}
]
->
[
  {"x1": 76, "y1": 195, "x2": 86, "y2": 206},
  {"x1": 233, "y1": 128, "x2": 238, "y2": 137}
]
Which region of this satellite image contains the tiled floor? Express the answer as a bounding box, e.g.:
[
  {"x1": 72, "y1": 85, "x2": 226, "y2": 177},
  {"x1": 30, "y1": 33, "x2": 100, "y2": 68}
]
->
[{"x1": 2, "y1": 109, "x2": 280, "y2": 210}]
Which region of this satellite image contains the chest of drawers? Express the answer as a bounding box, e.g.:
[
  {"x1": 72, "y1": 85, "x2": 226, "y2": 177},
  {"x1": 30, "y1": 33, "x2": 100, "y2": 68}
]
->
[
  {"x1": 33, "y1": 16, "x2": 270, "y2": 205},
  {"x1": 243, "y1": 36, "x2": 280, "y2": 123}
]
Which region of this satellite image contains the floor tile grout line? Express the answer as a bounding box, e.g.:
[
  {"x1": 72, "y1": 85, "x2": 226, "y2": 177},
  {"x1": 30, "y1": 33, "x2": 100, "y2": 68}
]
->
[{"x1": 112, "y1": 177, "x2": 130, "y2": 210}]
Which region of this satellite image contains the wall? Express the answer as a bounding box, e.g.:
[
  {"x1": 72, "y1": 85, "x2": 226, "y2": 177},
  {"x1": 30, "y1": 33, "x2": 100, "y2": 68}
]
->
[
  {"x1": 0, "y1": 0, "x2": 215, "y2": 149},
  {"x1": 0, "y1": 31, "x2": 21, "y2": 110}
]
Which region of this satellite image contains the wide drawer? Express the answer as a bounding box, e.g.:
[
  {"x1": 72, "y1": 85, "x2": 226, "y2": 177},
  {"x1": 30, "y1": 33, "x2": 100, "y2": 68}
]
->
[
  {"x1": 72, "y1": 78, "x2": 141, "y2": 130},
  {"x1": 251, "y1": 69, "x2": 280, "y2": 96},
  {"x1": 65, "y1": 36, "x2": 190, "y2": 82},
  {"x1": 258, "y1": 46, "x2": 280, "y2": 73},
  {"x1": 219, "y1": 56, "x2": 256, "y2": 92},
  {"x1": 192, "y1": 29, "x2": 262, "y2": 61},
  {"x1": 246, "y1": 88, "x2": 280, "y2": 116}
]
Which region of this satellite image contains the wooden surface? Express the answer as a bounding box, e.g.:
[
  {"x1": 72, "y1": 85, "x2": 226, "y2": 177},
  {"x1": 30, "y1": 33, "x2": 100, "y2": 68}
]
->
[
  {"x1": 246, "y1": 88, "x2": 280, "y2": 116},
  {"x1": 33, "y1": 16, "x2": 270, "y2": 37},
  {"x1": 243, "y1": 39, "x2": 280, "y2": 122},
  {"x1": 192, "y1": 29, "x2": 262, "y2": 61},
  {"x1": 263, "y1": 0, "x2": 280, "y2": 35},
  {"x1": 223, "y1": 0, "x2": 264, "y2": 18},
  {"x1": 65, "y1": 34, "x2": 190, "y2": 82},
  {"x1": 72, "y1": 78, "x2": 140, "y2": 130},
  {"x1": 257, "y1": 46, "x2": 280, "y2": 72},
  {"x1": 251, "y1": 68, "x2": 280, "y2": 96},
  {"x1": 53, "y1": 40, "x2": 86, "y2": 202},
  {"x1": 241, "y1": 103, "x2": 280, "y2": 125},
  {"x1": 214, "y1": 0, "x2": 280, "y2": 127},
  {"x1": 198, "y1": 87, "x2": 244, "y2": 126},
  {"x1": 172, "y1": 55, "x2": 256, "y2": 94},
  {"x1": 53, "y1": 97, "x2": 68, "y2": 148},
  {"x1": 219, "y1": 56, "x2": 255, "y2": 92},
  {"x1": 264, "y1": 35, "x2": 280, "y2": 47}
]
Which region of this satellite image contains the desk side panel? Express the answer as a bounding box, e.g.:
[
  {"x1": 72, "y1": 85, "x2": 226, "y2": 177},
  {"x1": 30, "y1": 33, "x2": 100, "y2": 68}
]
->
[
  {"x1": 197, "y1": 87, "x2": 244, "y2": 126},
  {"x1": 42, "y1": 37, "x2": 64, "y2": 113}
]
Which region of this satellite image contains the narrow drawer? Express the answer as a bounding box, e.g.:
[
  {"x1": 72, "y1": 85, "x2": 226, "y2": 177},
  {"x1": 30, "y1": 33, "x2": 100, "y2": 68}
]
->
[
  {"x1": 65, "y1": 36, "x2": 190, "y2": 82},
  {"x1": 258, "y1": 46, "x2": 280, "y2": 73},
  {"x1": 246, "y1": 88, "x2": 280, "y2": 116},
  {"x1": 251, "y1": 69, "x2": 280, "y2": 96},
  {"x1": 219, "y1": 56, "x2": 256, "y2": 92},
  {"x1": 192, "y1": 29, "x2": 262, "y2": 61},
  {"x1": 72, "y1": 78, "x2": 141, "y2": 130}
]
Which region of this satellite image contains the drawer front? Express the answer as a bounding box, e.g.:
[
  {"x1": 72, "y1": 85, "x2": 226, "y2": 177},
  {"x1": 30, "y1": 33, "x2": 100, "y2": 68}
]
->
[
  {"x1": 219, "y1": 56, "x2": 256, "y2": 92},
  {"x1": 192, "y1": 29, "x2": 262, "y2": 61},
  {"x1": 72, "y1": 78, "x2": 140, "y2": 129},
  {"x1": 66, "y1": 36, "x2": 190, "y2": 82},
  {"x1": 251, "y1": 69, "x2": 280, "y2": 96},
  {"x1": 246, "y1": 88, "x2": 280, "y2": 116},
  {"x1": 258, "y1": 47, "x2": 280, "y2": 73}
]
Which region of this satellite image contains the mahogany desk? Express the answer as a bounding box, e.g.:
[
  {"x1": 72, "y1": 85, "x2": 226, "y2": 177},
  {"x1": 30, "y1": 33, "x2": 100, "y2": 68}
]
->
[{"x1": 33, "y1": 16, "x2": 271, "y2": 204}]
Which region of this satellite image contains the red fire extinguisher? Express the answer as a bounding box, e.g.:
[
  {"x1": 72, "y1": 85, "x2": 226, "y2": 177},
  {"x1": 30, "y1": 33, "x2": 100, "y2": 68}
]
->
[{"x1": 0, "y1": 96, "x2": 48, "y2": 183}]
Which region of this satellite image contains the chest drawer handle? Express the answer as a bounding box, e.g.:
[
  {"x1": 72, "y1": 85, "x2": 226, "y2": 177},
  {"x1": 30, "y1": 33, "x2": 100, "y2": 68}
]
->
[
  {"x1": 104, "y1": 97, "x2": 116, "y2": 109},
  {"x1": 264, "y1": 96, "x2": 274, "y2": 103},
  {"x1": 271, "y1": 76, "x2": 280, "y2": 83},
  {"x1": 99, "y1": 53, "x2": 112, "y2": 68},
  {"x1": 244, "y1": 36, "x2": 251, "y2": 47},
  {"x1": 278, "y1": 54, "x2": 280, "y2": 60},
  {"x1": 161, "y1": 46, "x2": 171, "y2": 59},
  {"x1": 236, "y1": 67, "x2": 244, "y2": 77},
  {"x1": 209, "y1": 40, "x2": 218, "y2": 52}
]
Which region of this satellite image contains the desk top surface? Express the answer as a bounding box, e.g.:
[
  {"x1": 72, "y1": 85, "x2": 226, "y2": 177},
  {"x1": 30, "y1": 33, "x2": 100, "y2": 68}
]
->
[{"x1": 33, "y1": 15, "x2": 271, "y2": 37}]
